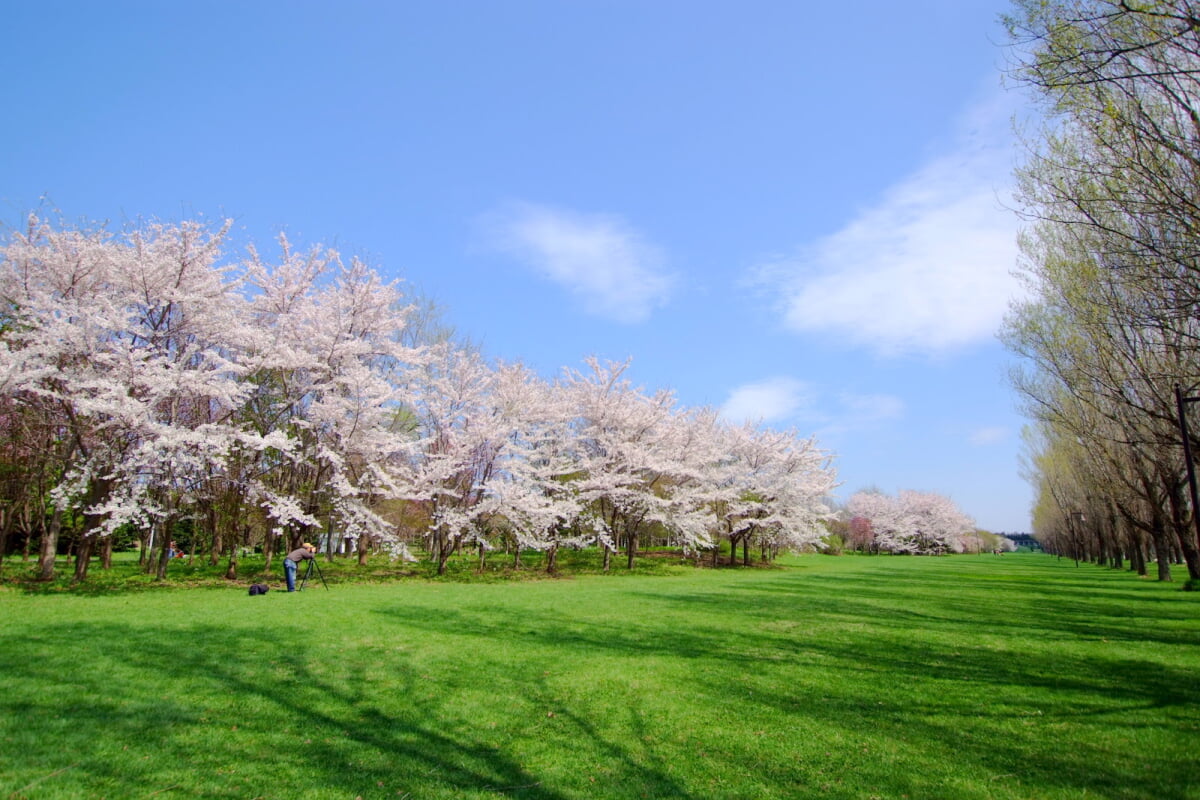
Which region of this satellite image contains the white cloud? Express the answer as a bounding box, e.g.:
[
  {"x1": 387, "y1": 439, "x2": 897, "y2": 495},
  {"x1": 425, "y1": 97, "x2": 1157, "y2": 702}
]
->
[
  {"x1": 969, "y1": 426, "x2": 1009, "y2": 445},
  {"x1": 483, "y1": 201, "x2": 676, "y2": 324},
  {"x1": 840, "y1": 393, "x2": 905, "y2": 424},
  {"x1": 755, "y1": 92, "x2": 1026, "y2": 356},
  {"x1": 719, "y1": 379, "x2": 906, "y2": 431},
  {"x1": 720, "y1": 377, "x2": 814, "y2": 424}
]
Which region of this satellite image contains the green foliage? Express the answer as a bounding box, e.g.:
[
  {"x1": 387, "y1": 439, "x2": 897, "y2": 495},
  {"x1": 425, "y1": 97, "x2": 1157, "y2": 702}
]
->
[
  {"x1": 819, "y1": 517, "x2": 849, "y2": 554},
  {"x1": 1004, "y1": 0, "x2": 1200, "y2": 570},
  {"x1": 1, "y1": 554, "x2": 1198, "y2": 799}
]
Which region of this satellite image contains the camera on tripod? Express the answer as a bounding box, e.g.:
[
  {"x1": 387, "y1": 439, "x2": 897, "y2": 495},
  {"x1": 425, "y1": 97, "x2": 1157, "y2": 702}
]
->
[{"x1": 300, "y1": 554, "x2": 328, "y2": 591}]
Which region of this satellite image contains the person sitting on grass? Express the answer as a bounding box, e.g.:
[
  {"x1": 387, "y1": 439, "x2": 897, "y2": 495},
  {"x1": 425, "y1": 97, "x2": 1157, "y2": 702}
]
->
[{"x1": 283, "y1": 542, "x2": 316, "y2": 592}]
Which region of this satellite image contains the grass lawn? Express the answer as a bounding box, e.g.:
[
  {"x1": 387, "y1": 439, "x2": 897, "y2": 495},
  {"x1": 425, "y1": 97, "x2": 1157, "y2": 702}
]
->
[{"x1": 1, "y1": 552, "x2": 1198, "y2": 799}]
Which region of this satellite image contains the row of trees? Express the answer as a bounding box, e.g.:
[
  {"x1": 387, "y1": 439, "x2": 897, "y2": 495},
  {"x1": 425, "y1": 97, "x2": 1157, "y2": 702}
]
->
[
  {"x1": 0, "y1": 216, "x2": 838, "y2": 580},
  {"x1": 1003, "y1": 0, "x2": 1200, "y2": 580},
  {"x1": 841, "y1": 489, "x2": 989, "y2": 555}
]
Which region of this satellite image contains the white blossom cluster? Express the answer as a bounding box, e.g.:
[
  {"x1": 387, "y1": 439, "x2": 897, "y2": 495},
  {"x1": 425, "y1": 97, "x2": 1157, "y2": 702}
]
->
[
  {"x1": 846, "y1": 489, "x2": 976, "y2": 555},
  {"x1": 0, "y1": 217, "x2": 838, "y2": 568}
]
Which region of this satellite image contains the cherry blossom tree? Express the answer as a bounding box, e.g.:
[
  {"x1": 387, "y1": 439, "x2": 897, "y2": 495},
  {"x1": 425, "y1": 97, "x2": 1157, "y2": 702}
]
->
[
  {"x1": 1, "y1": 218, "x2": 424, "y2": 579},
  {"x1": 239, "y1": 237, "x2": 422, "y2": 569},
  {"x1": 0, "y1": 217, "x2": 250, "y2": 579},
  {"x1": 473, "y1": 365, "x2": 587, "y2": 572},
  {"x1": 847, "y1": 514, "x2": 877, "y2": 553},
  {"x1": 2, "y1": 214, "x2": 842, "y2": 580},
  {"x1": 706, "y1": 422, "x2": 836, "y2": 564},
  {"x1": 399, "y1": 345, "x2": 514, "y2": 574},
  {"x1": 846, "y1": 489, "x2": 975, "y2": 555},
  {"x1": 563, "y1": 358, "x2": 700, "y2": 570}
]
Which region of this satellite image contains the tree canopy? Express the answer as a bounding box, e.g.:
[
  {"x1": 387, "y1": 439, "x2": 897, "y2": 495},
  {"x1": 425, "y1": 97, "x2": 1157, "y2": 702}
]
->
[
  {"x1": 0, "y1": 216, "x2": 840, "y2": 579},
  {"x1": 1004, "y1": 0, "x2": 1200, "y2": 579}
]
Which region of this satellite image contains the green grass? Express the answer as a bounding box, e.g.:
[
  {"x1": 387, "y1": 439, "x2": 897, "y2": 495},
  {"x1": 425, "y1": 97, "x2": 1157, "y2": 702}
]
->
[
  {"x1": 0, "y1": 546, "x2": 696, "y2": 594},
  {"x1": 1, "y1": 553, "x2": 1198, "y2": 799}
]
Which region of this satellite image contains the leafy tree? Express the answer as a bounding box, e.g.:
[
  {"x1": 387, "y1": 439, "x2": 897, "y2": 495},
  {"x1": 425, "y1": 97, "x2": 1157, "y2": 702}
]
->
[{"x1": 1005, "y1": 0, "x2": 1200, "y2": 578}]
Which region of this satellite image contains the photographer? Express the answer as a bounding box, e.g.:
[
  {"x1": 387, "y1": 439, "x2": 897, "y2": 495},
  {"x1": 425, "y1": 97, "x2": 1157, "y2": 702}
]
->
[{"x1": 283, "y1": 543, "x2": 316, "y2": 592}]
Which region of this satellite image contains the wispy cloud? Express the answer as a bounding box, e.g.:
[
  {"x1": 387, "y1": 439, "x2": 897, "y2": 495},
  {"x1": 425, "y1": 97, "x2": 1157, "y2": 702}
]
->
[
  {"x1": 482, "y1": 201, "x2": 676, "y2": 324},
  {"x1": 719, "y1": 377, "x2": 814, "y2": 424},
  {"x1": 753, "y1": 92, "x2": 1025, "y2": 356},
  {"x1": 969, "y1": 426, "x2": 1009, "y2": 445},
  {"x1": 719, "y1": 380, "x2": 905, "y2": 435},
  {"x1": 839, "y1": 392, "x2": 905, "y2": 425}
]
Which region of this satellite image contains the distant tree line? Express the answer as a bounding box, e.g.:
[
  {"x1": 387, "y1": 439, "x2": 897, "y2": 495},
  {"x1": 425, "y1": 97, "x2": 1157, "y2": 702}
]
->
[
  {"x1": 818, "y1": 489, "x2": 1005, "y2": 555},
  {"x1": 0, "y1": 217, "x2": 839, "y2": 581}
]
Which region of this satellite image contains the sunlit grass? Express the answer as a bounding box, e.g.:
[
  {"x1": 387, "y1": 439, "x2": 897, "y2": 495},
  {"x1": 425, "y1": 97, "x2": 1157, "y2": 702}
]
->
[
  {"x1": 0, "y1": 544, "x2": 701, "y2": 594},
  {"x1": 1, "y1": 553, "x2": 1198, "y2": 799}
]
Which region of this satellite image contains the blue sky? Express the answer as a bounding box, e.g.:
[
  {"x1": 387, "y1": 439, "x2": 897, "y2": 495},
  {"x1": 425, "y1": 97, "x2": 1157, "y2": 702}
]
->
[{"x1": 1, "y1": 0, "x2": 1034, "y2": 532}]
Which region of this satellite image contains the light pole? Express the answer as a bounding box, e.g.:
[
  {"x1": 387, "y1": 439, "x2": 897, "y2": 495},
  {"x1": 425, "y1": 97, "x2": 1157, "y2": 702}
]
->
[{"x1": 1174, "y1": 385, "x2": 1200, "y2": 554}]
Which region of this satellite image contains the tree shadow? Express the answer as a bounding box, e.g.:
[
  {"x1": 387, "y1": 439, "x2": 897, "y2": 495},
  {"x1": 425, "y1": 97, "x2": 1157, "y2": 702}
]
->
[
  {"x1": 3, "y1": 554, "x2": 1199, "y2": 799},
  {"x1": 0, "y1": 621, "x2": 575, "y2": 799},
  {"x1": 365, "y1": 559, "x2": 1200, "y2": 799}
]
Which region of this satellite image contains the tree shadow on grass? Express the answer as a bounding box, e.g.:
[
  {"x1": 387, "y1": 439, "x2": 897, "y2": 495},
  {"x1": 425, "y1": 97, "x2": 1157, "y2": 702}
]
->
[
  {"x1": 0, "y1": 622, "x2": 578, "y2": 800},
  {"x1": 367, "y1": 564, "x2": 1200, "y2": 800},
  {"x1": 4, "y1": 555, "x2": 1199, "y2": 799},
  {"x1": 715, "y1": 562, "x2": 1200, "y2": 647}
]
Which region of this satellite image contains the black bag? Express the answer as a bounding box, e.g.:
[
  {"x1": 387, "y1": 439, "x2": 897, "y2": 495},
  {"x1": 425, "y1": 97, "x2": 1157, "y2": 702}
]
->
[{"x1": 248, "y1": 583, "x2": 270, "y2": 596}]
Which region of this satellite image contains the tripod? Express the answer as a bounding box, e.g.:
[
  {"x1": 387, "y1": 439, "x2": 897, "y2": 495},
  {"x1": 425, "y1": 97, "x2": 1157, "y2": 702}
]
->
[{"x1": 299, "y1": 556, "x2": 329, "y2": 591}]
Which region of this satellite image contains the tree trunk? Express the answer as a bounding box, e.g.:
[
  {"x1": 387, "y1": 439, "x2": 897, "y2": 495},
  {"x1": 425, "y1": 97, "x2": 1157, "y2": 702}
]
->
[
  {"x1": 1177, "y1": 530, "x2": 1200, "y2": 579},
  {"x1": 22, "y1": 510, "x2": 33, "y2": 560},
  {"x1": 208, "y1": 503, "x2": 223, "y2": 567},
  {"x1": 1151, "y1": 513, "x2": 1172, "y2": 582},
  {"x1": 626, "y1": 531, "x2": 637, "y2": 570},
  {"x1": 264, "y1": 528, "x2": 280, "y2": 573},
  {"x1": 37, "y1": 437, "x2": 79, "y2": 581},
  {"x1": 72, "y1": 536, "x2": 95, "y2": 582},
  {"x1": 0, "y1": 508, "x2": 10, "y2": 578},
  {"x1": 430, "y1": 526, "x2": 443, "y2": 570},
  {"x1": 225, "y1": 522, "x2": 247, "y2": 578},
  {"x1": 101, "y1": 535, "x2": 114, "y2": 570},
  {"x1": 1165, "y1": 482, "x2": 1200, "y2": 579},
  {"x1": 142, "y1": 526, "x2": 158, "y2": 574},
  {"x1": 1129, "y1": 531, "x2": 1147, "y2": 575},
  {"x1": 436, "y1": 527, "x2": 451, "y2": 575},
  {"x1": 155, "y1": 521, "x2": 175, "y2": 581},
  {"x1": 36, "y1": 506, "x2": 66, "y2": 581},
  {"x1": 325, "y1": 511, "x2": 335, "y2": 561},
  {"x1": 138, "y1": 527, "x2": 151, "y2": 567},
  {"x1": 224, "y1": 537, "x2": 240, "y2": 580}
]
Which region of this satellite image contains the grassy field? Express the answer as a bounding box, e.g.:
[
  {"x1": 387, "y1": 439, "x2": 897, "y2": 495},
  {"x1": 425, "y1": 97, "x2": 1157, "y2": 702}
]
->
[{"x1": 1, "y1": 552, "x2": 1198, "y2": 799}]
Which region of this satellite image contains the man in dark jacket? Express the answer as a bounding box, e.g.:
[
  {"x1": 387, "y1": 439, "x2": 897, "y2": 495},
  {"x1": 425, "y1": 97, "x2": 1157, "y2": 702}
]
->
[{"x1": 284, "y1": 542, "x2": 316, "y2": 592}]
